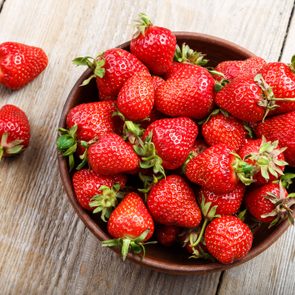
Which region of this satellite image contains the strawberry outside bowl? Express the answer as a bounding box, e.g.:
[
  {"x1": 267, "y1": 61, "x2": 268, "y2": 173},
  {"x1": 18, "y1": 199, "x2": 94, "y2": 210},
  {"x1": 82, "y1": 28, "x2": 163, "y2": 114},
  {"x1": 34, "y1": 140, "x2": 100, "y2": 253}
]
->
[{"x1": 57, "y1": 32, "x2": 293, "y2": 275}]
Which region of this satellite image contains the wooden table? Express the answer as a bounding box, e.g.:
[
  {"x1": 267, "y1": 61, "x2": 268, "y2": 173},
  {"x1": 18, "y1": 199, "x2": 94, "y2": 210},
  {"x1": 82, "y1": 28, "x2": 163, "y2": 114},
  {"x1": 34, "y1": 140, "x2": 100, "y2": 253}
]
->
[{"x1": 0, "y1": 0, "x2": 294, "y2": 294}]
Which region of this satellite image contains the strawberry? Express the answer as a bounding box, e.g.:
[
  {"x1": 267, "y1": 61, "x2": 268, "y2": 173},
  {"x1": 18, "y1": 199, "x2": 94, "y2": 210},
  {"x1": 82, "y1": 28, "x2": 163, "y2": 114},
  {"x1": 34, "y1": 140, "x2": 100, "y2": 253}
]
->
[
  {"x1": 88, "y1": 133, "x2": 140, "y2": 175},
  {"x1": 185, "y1": 144, "x2": 255, "y2": 194},
  {"x1": 156, "y1": 225, "x2": 180, "y2": 247},
  {"x1": 255, "y1": 112, "x2": 295, "y2": 166},
  {"x1": 73, "y1": 48, "x2": 149, "y2": 100},
  {"x1": 214, "y1": 56, "x2": 266, "y2": 82},
  {"x1": 117, "y1": 74, "x2": 154, "y2": 121},
  {"x1": 239, "y1": 137, "x2": 287, "y2": 185},
  {"x1": 142, "y1": 117, "x2": 198, "y2": 170},
  {"x1": 155, "y1": 74, "x2": 214, "y2": 119},
  {"x1": 72, "y1": 169, "x2": 127, "y2": 220},
  {"x1": 201, "y1": 110, "x2": 246, "y2": 151},
  {"x1": 205, "y1": 216, "x2": 253, "y2": 264},
  {"x1": 245, "y1": 182, "x2": 295, "y2": 226},
  {"x1": 190, "y1": 139, "x2": 208, "y2": 156},
  {"x1": 0, "y1": 104, "x2": 30, "y2": 159},
  {"x1": 199, "y1": 184, "x2": 245, "y2": 215},
  {"x1": 152, "y1": 76, "x2": 165, "y2": 91},
  {"x1": 102, "y1": 192, "x2": 155, "y2": 260},
  {"x1": 130, "y1": 13, "x2": 176, "y2": 75},
  {"x1": 147, "y1": 175, "x2": 202, "y2": 228},
  {"x1": 0, "y1": 42, "x2": 48, "y2": 89}
]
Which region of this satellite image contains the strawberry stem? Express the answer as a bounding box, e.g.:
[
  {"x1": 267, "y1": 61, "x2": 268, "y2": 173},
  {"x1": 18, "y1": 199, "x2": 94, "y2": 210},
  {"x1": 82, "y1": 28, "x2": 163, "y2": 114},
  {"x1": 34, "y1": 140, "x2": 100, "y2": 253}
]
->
[
  {"x1": 0, "y1": 132, "x2": 24, "y2": 159},
  {"x1": 174, "y1": 43, "x2": 208, "y2": 66},
  {"x1": 133, "y1": 13, "x2": 153, "y2": 37}
]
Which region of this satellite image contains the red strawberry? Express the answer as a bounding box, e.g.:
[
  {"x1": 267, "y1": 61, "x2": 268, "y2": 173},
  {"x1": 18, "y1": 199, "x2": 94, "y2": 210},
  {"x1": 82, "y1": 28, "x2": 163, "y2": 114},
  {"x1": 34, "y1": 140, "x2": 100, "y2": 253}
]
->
[
  {"x1": 190, "y1": 139, "x2": 208, "y2": 156},
  {"x1": 215, "y1": 56, "x2": 266, "y2": 82},
  {"x1": 202, "y1": 111, "x2": 246, "y2": 151},
  {"x1": 73, "y1": 48, "x2": 149, "y2": 100},
  {"x1": 255, "y1": 112, "x2": 295, "y2": 166},
  {"x1": 102, "y1": 192, "x2": 155, "y2": 260},
  {"x1": 185, "y1": 144, "x2": 254, "y2": 194},
  {"x1": 156, "y1": 225, "x2": 180, "y2": 247},
  {"x1": 88, "y1": 133, "x2": 140, "y2": 175},
  {"x1": 199, "y1": 184, "x2": 245, "y2": 215},
  {"x1": 117, "y1": 74, "x2": 154, "y2": 121},
  {"x1": 205, "y1": 216, "x2": 253, "y2": 264},
  {"x1": 152, "y1": 76, "x2": 165, "y2": 91},
  {"x1": 239, "y1": 137, "x2": 287, "y2": 185},
  {"x1": 130, "y1": 13, "x2": 176, "y2": 75},
  {"x1": 245, "y1": 183, "x2": 295, "y2": 225},
  {"x1": 142, "y1": 117, "x2": 198, "y2": 170},
  {"x1": 155, "y1": 74, "x2": 214, "y2": 119},
  {"x1": 0, "y1": 42, "x2": 48, "y2": 89},
  {"x1": 72, "y1": 169, "x2": 127, "y2": 220},
  {"x1": 147, "y1": 175, "x2": 202, "y2": 228},
  {"x1": 0, "y1": 104, "x2": 30, "y2": 159}
]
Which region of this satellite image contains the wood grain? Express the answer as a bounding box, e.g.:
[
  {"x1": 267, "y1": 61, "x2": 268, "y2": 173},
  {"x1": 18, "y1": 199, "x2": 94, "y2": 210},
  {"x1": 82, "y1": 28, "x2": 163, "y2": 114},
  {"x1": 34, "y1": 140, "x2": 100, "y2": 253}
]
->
[{"x1": 0, "y1": 0, "x2": 294, "y2": 294}]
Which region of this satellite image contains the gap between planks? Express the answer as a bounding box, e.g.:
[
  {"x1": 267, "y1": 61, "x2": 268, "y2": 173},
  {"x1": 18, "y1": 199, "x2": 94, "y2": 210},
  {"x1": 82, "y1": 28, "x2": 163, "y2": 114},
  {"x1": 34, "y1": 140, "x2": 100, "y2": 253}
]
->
[
  {"x1": 0, "y1": 0, "x2": 6, "y2": 14},
  {"x1": 215, "y1": 271, "x2": 225, "y2": 295}
]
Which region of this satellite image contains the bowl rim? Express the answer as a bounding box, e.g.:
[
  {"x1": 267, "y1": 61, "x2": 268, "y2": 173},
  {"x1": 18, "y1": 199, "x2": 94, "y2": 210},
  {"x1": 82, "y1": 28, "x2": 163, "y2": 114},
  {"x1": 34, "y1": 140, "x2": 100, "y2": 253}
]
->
[{"x1": 57, "y1": 31, "x2": 290, "y2": 275}]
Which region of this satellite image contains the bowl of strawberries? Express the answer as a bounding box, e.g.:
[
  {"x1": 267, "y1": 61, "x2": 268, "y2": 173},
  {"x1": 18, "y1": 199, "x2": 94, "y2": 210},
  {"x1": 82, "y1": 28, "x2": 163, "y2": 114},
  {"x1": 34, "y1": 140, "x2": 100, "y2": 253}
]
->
[{"x1": 57, "y1": 13, "x2": 295, "y2": 274}]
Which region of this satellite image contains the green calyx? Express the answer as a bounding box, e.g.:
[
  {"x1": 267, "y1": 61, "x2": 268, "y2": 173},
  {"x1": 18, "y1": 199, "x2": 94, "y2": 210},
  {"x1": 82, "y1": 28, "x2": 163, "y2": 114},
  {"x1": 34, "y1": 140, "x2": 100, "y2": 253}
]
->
[
  {"x1": 89, "y1": 183, "x2": 123, "y2": 222},
  {"x1": 138, "y1": 172, "x2": 164, "y2": 200},
  {"x1": 279, "y1": 173, "x2": 295, "y2": 189},
  {"x1": 198, "y1": 108, "x2": 229, "y2": 125},
  {"x1": 231, "y1": 152, "x2": 255, "y2": 185},
  {"x1": 133, "y1": 13, "x2": 153, "y2": 38},
  {"x1": 101, "y1": 229, "x2": 156, "y2": 261},
  {"x1": 245, "y1": 136, "x2": 288, "y2": 182},
  {"x1": 289, "y1": 55, "x2": 295, "y2": 72},
  {"x1": 0, "y1": 132, "x2": 24, "y2": 160},
  {"x1": 174, "y1": 43, "x2": 208, "y2": 66},
  {"x1": 254, "y1": 74, "x2": 295, "y2": 121},
  {"x1": 262, "y1": 182, "x2": 295, "y2": 228},
  {"x1": 123, "y1": 120, "x2": 145, "y2": 145},
  {"x1": 72, "y1": 55, "x2": 106, "y2": 86}
]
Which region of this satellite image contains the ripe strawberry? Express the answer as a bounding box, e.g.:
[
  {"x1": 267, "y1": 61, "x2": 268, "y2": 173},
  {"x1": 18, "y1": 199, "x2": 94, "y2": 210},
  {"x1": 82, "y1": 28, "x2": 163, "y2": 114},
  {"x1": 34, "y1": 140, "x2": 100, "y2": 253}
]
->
[
  {"x1": 202, "y1": 111, "x2": 246, "y2": 151},
  {"x1": 239, "y1": 137, "x2": 287, "y2": 185},
  {"x1": 88, "y1": 133, "x2": 140, "y2": 175},
  {"x1": 199, "y1": 184, "x2": 245, "y2": 215},
  {"x1": 102, "y1": 192, "x2": 155, "y2": 260},
  {"x1": 130, "y1": 13, "x2": 176, "y2": 75},
  {"x1": 0, "y1": 42, "x2": 48, "y2": 89},
  {"x1": 205, "y1": 216, "x2": 253, "y2": 264},
  {"x1": 0, "y1": 104, "x2": 30, "y2": 159},
  {"x1": 117, "y1": 74, "x2": 154, "y2": 121},
  {"x1": 142, "y1": 117, "x2": 198, "y2": 170},
  {"x1": 185, "y1": 144, "x2": 254, "y2": 194},
  {"x1": 152, "y1": 76, "x2": 165, "y2": 91},
  {"x1": 72, "y1": 169, "x2": 126, "y2": 220},
  {"x1": 245, "y1": 183, "x2": 295, "y2": 226},
  {"x1": 255, "y1": 112, "x2": 295, "y2": 166},
  {"x1": 147, "y1": 175, "x2": 202, "y2": 228},
  {"x1": 155, "y1": 74, "x2": 214, "y2": 119},
  {"x1": 73, "y1": 48, "x2": 149, "y2": 100},
  {"x1": 190, "y1": 139, "x2": 208, "y2": 156},
  {"x1": 214, "y1": 56, "x2": 266, "y2": 82},
  {"x1": 156, "y1": 225, "x2": 180, "y2": 247}
]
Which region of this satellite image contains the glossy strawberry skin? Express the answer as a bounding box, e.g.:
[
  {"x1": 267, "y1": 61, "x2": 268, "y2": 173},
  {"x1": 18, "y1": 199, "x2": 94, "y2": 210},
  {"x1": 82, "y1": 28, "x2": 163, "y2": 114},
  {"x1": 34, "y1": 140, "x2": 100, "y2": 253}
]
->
[
  {"x1": 96, "y1": 48, "x2": 149, "y2": 100},
  {"x1": 88, "y1": 133, "x2": 140, "y2": 175},
  {"x1": 130, "y1": 26, "x2": 176, "y2": 75},
  {"x1": 255, "y1": 112, "x2": 295, "y2": 166},
  {"x1": 0, "y1": 104, "x2": 30, "y2": 148},
  {"x1": 185, "y1": 144, "x2": 238, "y2": 194},
  {"x1": 199, "y1": 184, "x2": 245, "y2": 215},
  {"x1": 165, "y1": 62, "x2": 208, "y2": 80},
  {"x1": 117, "y1": 74, "x2": 154, "y2": 121},
  {"x1": 239, "y1": 138, "x2": 286, "y2": 184},
  {"x1": 147, "y1": 175, "x2": 202, "y2": 228},
  {"x1": 0, "y1": 42, "x2": 48, "y2": 89},
  {"x1": 205, "y1": 216, "x2": 253, "y2": 264},
  {"x1": 155, "y1": 74, "x2": 214, "y2": 119},
  {"x1": 259, "y1": 62, "x2": 295, "y2": 115},
  {"x1": 66, "y1": 101, "x2": 119, "y2": 142},
  {"x1": 107, "y1": 192, "x2": 154, "y2": 240},
  {"x1": 215, "y1": 75, "x2": 266, "y2": 122},
  {"x1": 202, "y1": 113, "x2": 246, "y2": 151},
  {"x1": 72, "y1": 169, "x2": 127, "y2": 211},
  {"x1": 215, "y1": 56, "x2": 266, "y2": 82},
  {"x1": 156, "y1": 225, "x2": 180, "y2": 247},
  {"x1": 245, "y1": 183, "x2": 287, "y2": 222},
  {"x1": 143, "y1": 117, "x2": 198, "y2": 170}
]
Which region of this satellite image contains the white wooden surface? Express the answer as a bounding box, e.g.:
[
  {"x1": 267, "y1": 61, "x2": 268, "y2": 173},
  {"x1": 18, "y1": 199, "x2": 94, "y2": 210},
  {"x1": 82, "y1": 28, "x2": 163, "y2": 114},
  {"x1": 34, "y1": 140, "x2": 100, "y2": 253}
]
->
[{"x1": 0, "y1": 1, "x2": 294, "y2": 294}]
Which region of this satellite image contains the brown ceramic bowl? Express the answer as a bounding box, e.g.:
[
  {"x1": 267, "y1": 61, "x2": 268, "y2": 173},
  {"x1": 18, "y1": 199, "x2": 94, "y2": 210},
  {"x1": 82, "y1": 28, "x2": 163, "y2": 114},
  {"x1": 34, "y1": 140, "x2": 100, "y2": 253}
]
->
[{"x1": 58, "y1": 32, "x2": 292, "y2": 275}]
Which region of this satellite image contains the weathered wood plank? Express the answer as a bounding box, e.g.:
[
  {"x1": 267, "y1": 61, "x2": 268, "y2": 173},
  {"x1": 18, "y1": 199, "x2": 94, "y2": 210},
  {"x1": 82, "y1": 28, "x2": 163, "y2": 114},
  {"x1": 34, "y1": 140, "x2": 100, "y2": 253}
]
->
[{"x1": 0, "y1": 0, "x2": 294, "y2": 294}]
